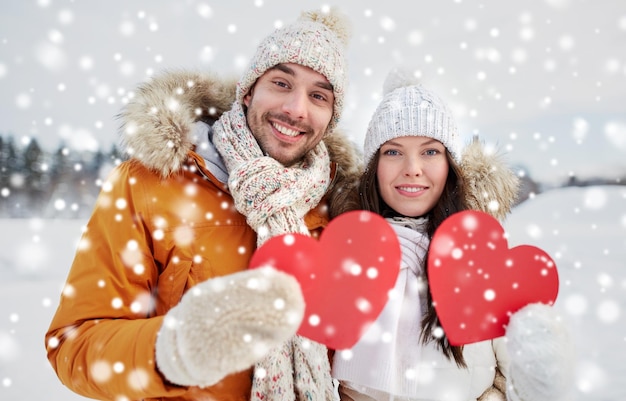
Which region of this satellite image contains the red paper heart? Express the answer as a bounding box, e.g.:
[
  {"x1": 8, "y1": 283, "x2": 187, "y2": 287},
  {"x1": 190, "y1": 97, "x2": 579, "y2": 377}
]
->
[
  {"x1": 249, "y1": 210, "x2": 401, "y2": 350},
  {"x1": 428, "y1": 210, "x2": 559, "y2": 345}
]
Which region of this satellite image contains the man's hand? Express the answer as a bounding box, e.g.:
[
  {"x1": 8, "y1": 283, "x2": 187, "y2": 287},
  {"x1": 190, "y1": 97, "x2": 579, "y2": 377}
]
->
[{"x1": 155, "y1": 267, "x2": 304, "y2": 388}]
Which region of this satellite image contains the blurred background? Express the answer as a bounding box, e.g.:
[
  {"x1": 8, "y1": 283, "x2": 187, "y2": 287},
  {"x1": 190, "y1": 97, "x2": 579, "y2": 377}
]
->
[
  {"x1": 1, "y1": 0, "x2": 625, "y2": 219},
  {"x1": 0, "y1": 2, "x2": 625, "y2": 400}
]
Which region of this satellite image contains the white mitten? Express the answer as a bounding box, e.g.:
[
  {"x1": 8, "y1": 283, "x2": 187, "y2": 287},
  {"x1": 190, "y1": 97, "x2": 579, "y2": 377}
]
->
[
  {"x1": 155, "y1": 267, "x2": 305, "y2": 388},
  {"x1": 505, "y1": 303, "x2": 574, "y2": 401}
]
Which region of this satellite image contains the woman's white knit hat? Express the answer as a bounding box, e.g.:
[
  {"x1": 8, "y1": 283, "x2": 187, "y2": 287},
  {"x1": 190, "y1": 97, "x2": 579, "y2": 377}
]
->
[
  {"x1": 236, "y1": 8, "x2": 351, "y2": 131},
  {"x1": 363, "y1": 68, "x2": 461, "y2": 164}
]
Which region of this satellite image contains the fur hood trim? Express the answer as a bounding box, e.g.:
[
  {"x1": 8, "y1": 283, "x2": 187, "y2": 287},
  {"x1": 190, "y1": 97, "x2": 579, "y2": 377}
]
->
[
  {"x1": 118, "y1": 69, "x2": 237, "y2": 178},
  {"x1": 117, "y1": 69, "x2": 363, "y2": 192},
  {"x1": 460, "y1": 137, "x2": 520, "y2": 220}
]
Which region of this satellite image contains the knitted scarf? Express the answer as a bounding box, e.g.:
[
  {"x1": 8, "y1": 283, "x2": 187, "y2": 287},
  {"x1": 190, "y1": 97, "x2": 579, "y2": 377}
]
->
[{"x1": 213, "y1": 102, "x2": 335, "y2": 401}]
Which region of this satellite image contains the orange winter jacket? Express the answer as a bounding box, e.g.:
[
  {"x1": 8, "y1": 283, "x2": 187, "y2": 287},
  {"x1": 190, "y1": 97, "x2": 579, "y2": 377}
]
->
[
  {"x1": 45, "y1": 69, "x2": 363, "y2": 401},
  {"x1": 45, "y1": 152, "x2": 332, "y2": 401}
]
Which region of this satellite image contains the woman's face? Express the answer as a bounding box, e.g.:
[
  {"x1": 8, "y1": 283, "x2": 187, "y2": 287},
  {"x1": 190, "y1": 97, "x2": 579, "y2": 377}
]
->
[{"x1": 376, "y1": 136, "x2": 449, "y2": 217}]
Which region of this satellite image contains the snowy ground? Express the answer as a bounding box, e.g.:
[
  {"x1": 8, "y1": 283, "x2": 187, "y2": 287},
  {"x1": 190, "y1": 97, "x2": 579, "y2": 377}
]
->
[{"x1": 0, "y1": 185, "x2": 624, "y2": 400}]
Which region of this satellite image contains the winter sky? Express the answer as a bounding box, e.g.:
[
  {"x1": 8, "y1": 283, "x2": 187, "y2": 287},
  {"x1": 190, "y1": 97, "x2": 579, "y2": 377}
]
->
[{"x1": 1, "y1": 0, "x2": 625, "y2": 183}]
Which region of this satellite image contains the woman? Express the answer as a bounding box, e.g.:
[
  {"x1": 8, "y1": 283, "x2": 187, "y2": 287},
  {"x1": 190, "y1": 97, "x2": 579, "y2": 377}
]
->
[{"x1": 331, "y1": 69, "x2": 572, "y2": 401}]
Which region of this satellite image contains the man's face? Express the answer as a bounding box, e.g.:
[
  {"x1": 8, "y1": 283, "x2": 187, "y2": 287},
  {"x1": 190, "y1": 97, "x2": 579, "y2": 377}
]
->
[{"x1": 243, "y1": 63, "x2": 334, "y2": 167}]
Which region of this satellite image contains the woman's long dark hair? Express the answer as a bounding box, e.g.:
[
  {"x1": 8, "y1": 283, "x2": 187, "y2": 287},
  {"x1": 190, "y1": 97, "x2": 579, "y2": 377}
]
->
[{"x1": 358, "y1": 148, "x2": 470, "y2": 367}]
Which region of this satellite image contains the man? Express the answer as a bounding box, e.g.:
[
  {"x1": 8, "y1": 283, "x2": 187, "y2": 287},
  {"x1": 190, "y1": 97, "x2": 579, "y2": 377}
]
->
[{"x1": 45, "y1": 8, "x2": 361, "y2": 401}]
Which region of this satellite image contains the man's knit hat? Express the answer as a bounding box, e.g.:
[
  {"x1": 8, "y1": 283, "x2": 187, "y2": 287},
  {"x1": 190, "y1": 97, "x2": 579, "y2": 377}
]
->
[
  {"x1": 364, "y1": 69, "x2": 461, "y2": 164},
  {"x1": 236, "y1": 8, "x2": 351, "y2": 131}
]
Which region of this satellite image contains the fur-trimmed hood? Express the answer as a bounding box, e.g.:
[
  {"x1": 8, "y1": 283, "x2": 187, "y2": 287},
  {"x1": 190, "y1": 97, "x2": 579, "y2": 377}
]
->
[
  {"x1": 460, "y1": 138, "x2": 519, "y2": 220},
  {"x1": 118, "y1": 69, "x2": 363, "y2": 209},
  {"x1": 118, "y1": 69, "x2": 238, "y2": 177}
]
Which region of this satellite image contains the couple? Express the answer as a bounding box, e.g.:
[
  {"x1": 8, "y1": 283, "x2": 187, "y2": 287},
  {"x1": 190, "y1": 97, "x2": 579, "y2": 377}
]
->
[{"x1": 45, "y1": 7, "x2": 571, "y2": 401}]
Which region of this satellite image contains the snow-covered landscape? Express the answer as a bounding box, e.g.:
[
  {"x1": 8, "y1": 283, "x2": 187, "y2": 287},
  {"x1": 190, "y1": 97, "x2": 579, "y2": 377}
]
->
[
  {"x1": 0, "y1": 185, "x2": 624, "y2": 400},
  {"x1": 1, "y1": 0, "x2": 625, "y2": 399}
]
